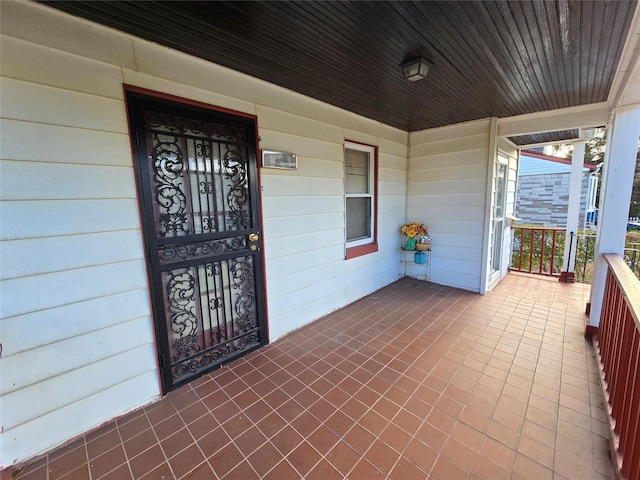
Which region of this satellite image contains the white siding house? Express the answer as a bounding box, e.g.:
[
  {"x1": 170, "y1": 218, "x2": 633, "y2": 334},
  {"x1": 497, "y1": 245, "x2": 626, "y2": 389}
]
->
[
  {"x1": 4, "y1": 0, "x2": 632, "y2": 470},
  {"x1": 406, "y1": 124, "x2": 518, "y2": 293},
  {"x1": 0, "y1": 1, "x2": 415, "y2": 466},
  {"x1": 407, "y1": 120, "x2": 491, "y2": 292}
]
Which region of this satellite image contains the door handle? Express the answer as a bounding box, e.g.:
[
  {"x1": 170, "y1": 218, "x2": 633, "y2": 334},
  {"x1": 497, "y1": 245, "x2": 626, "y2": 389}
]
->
[{"x1": 249, "y1": 233, "x2": 259, "y2": 242}]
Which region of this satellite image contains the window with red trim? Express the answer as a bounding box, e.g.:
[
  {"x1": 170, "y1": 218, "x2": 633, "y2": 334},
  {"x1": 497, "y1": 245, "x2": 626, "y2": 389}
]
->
[{"x1": 344, "y1": 141, "x2": 378, "y2": 259}]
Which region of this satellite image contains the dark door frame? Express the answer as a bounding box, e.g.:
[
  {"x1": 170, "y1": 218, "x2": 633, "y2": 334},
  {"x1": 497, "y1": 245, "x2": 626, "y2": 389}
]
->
[{"x1": 125, "y1": 86, "x2": 269, "y2": 394}]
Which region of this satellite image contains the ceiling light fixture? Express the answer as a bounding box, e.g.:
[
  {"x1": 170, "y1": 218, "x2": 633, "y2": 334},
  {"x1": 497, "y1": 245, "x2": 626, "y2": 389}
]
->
[{"x1": 400, "y1": 57, "x2": 432, "y2": 82}]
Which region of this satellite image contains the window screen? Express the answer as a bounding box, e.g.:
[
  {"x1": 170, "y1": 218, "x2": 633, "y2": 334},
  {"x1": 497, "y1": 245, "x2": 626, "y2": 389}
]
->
[
  {"x1": 345, "y1": 144, "x2": 373, "y2": 244},
  {"x1": 345, "y1": 149, "x2": 370, "y2": 194},
  {"x1": 346, "y1": 197, "x2": 371, "y2": 240}
]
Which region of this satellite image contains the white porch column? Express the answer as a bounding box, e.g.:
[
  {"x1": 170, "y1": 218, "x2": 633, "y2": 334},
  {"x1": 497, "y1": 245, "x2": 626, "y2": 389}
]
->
[
  {"x1": 560, "y1": 141, "x2": 586, "y2": 282},
  {"x1": 589, "y1": 106, "x2": 640, "y2": 328}
]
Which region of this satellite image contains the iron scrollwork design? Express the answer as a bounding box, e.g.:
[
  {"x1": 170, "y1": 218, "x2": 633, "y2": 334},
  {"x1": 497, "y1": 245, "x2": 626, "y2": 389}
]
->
[
  {"x1": 223, "y1": 145, "x2": 251, "y2": 230},
  {"x1": 152, "y1": 134, "x2": 189, "y2": 237},
  {"x1": 166, "y1": 268, "x2": 200, "y2": 363},
  {"x1": 199, "y1": 181, "x2": 214, "y2": 194},
  {"x1": 173, "y1": 331, "x2": 260, "y2": 381},
  {"x1": 196, "y1": 140, "x2": 211, "y2": 158},
  {"x1": 202, "y1": 217, "x2": 217, "y2": 232},
  {"x1": 231, "y1": 256, "x2": 257, "y2": 332},
  {"x1": 158, "y1": 237, "x2": 247, "y2": 263},
  {"x1": 144, "y1": 111, "x2": 247, "y2": 143},
  {"x1": 143, "y1": 110, "x2": 260, "y2": 383},
  {"x1": 171, "y1": 257, "x2": 260, "y2": 381}
]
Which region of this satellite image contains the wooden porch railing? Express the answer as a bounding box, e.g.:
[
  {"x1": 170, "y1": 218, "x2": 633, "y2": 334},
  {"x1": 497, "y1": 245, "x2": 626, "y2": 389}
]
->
[
  {"x1": 511, "y1": 227, "x2": 565, "y2": 276},
  {"x1": 595, "y1": 253, "x2": 640, "y2": 480}
]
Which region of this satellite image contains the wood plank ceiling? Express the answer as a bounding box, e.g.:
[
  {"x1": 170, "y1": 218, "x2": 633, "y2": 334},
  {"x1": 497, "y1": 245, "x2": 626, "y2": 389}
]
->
[{"x1": 42, "y1": 1, "x2": 637, "y2": 138}]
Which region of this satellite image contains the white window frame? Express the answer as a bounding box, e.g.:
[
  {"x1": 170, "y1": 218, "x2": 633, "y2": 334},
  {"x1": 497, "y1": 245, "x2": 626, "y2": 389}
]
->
[
  {"x1": 344, "y1": 141, "x2": 376, "y2": 249},
  {"x1": 490, "y1": 152, "x2": 509, "y2": 282}
]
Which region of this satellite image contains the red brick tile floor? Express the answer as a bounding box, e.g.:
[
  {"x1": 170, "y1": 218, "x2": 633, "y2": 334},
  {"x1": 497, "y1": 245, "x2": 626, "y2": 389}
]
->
[{"x1": 12, "y1": 273, "x2": 613, "y2": 479}]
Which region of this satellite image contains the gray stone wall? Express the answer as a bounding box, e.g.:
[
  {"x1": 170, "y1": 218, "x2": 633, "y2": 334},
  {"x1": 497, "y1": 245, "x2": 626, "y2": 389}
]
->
[{"x1": 516, "y1": 172, "x2": 589, "y2": 228}]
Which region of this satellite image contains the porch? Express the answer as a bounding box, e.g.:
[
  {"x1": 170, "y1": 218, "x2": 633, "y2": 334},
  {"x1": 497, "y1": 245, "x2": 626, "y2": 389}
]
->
[{"x1": 13, "y1": 273, "x2": 612, "y2": 480}]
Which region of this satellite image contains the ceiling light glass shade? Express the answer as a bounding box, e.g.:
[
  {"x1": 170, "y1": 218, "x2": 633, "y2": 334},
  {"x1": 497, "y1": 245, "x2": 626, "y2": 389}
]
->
[{"x1": 400, "y1": 57, "x2": 431, "y2": 81}]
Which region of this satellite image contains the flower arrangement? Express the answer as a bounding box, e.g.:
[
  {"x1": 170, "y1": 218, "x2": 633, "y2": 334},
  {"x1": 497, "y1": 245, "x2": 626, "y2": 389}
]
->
[
  {"x1": 401, "y1": 222, "x2": 428, "y2": 238},
  {"x1": 401, "y1": 222, "x2": 429, "y2": 251}
]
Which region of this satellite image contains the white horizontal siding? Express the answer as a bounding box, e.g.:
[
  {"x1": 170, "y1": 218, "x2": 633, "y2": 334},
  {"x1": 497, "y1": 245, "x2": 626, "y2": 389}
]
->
[
  {"x1": 1, "y1": 370, "x2": 159, "y2": 469},
  {"x1": 379, "y1": 181, "x2": 408, "y2": 196},
  {"x1": 409, "y1": 177, "x2": 488, "y2": 195},
  {"x1": 519, "y1": 154, "x2": 573, "y2": 175},
  {"x1": 407, "y1": 119, "x2": 492, "y2": 292},
  {"x1": 3, "y1": 343, "x2": 156, "y2": 430},
  {"x1": 268, "y1": 271, "x2": 349, "y2": 318},
  {"x1": 269, "y1": 291, "x2": 348, "y2": 340},
  {"x1": 381, "y1": 194, "x2": 409, "y2": 210},
  {"x1": 429, "y1": 265, "x2": 481, "y2": 291},
  {"x1": 0, "y1": 120, "x2": 132, "y2": 167},
  {"x1": 260, "y1": 176, "x2": 343, "y2": 197},
  {"x1": 123, "y1": 69, "x2": 259, "y2": 117},
  {"x1": 261, "y1": 196, "x2": 344, "y2": 219},
  {"x1": 260, "y1": 130, "x2": 344, "y2": 161},
  {"x1": 410, "y1": 119, "x2": 491, "y2": 144},
  {"x1": 265, "y1": 229, "x2": 344, "y2": 261},
  {"x1": 258, "y1": 118, "x2": 406, "y2": 339},
  {"x1": 380, "y1": 165, "x2": 408, "y2": 184},
  {"x1": 1, "y1": 78, "x2": 127, "y2": 133},
  {"x1": 265, "y1": 245, "x2": 345, "y2": 281},
  {"x1": 410, "y1": 133, "x2": 490, "y2": 158},
  {"x1": 1, "y1": 260, "x2": 148, "y2": 319},
  {"x1": 409, "y1": 163, "x2": 488, "y2": 183},
  {"x1": 1, "y1": 35, "x2": 125, "y2": 99},
  {"x1": 262, "y1": 156, "x2": 342, "y2": 179},
  {"x1": 0, "y1": 2, "x2": 137, "y2": 68},
  {"x1": 267, "y1": 260, "x2": 345, "y2": 301},
  {"x1": 408, "y1": 193, "x2": 486, "y2": 208},
  {"x1": 1, "y1": 2, "x2": 409, "y2": 467},
  {"x1": 431, "y1": 232, "x2": 484, "y2": 249},
  {"x1": 263, "y1": 212, "x2": 344, "y2": 238},
  {"x1": 0, "y1": 199, "x2": 141, "y2": 240},
  {"x1": 343, "y1": 258, "x2": 400, "y2": 301},
  {"x1": 131, "y1": 41, "x2": 389, "y2": 140},
  {"x1": 419, "y1": 206, "x2": 486, "y2": 222},
  {"x1": 268, "y1": 256, "x2": 399, "y2": 340},
  {"x1": 379, "y1": 206, "x2": 407, "y2": 224},
  {"x1": 380, "y1": 138, "x2": 410, "y2": 158},
  {"x1": 1, "y1": 230, "x2": 144, "y2": 279},
  {"x1": 256, "y1": 105, "x2": 344, "y2": 144},
  {"x1": 1, "y1": 18, "x2": 158, "y2": 469},
  {"x1": 408, "y1": 148, "x2": 490, "y2": 169},
  {"x1": 425, "y1": 219, "x2": 485, "y2": 236},
  {"x1": 1, "y1": 290, "x2": 150, "y2": 357},
  {"x1": 1, "y1": 161, "x2": 136, "y2": 200},
  {"x1": 431, "y1": 244, "x2": 483, "y2": 263}
]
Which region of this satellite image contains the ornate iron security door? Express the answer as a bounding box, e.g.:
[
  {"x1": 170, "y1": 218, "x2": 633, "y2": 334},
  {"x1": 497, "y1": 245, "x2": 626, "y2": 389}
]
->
[{"x1": 127, "y1": 91, "x2": 267, "y2": 393}]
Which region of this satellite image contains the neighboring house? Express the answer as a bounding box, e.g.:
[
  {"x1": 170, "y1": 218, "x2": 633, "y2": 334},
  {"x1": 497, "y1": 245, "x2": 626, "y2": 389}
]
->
[
  {"x1": 516, "y1": 150, "x2": 599, "y2": 230},
  {"x1": 0, "y1": 0, "x2": 638, "y2": 471}
]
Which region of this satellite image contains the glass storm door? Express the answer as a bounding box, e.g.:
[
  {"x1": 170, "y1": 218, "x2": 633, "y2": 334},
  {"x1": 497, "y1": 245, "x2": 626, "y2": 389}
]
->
[
  {"x1": 491, "y1": 161, "x2": 508, "y2": 278},
  {"x1": 126, "y1": 91, "x2": 267, "y2": 393}
]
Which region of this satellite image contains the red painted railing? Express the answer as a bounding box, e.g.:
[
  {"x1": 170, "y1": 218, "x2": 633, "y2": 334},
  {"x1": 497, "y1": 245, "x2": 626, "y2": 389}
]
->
[
  {"x1": 511, "y1": 227, "x2": 565, "y2": 276},
  {"x1": 596, "y1": 253, "x2": 640, "y2": 480}
]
